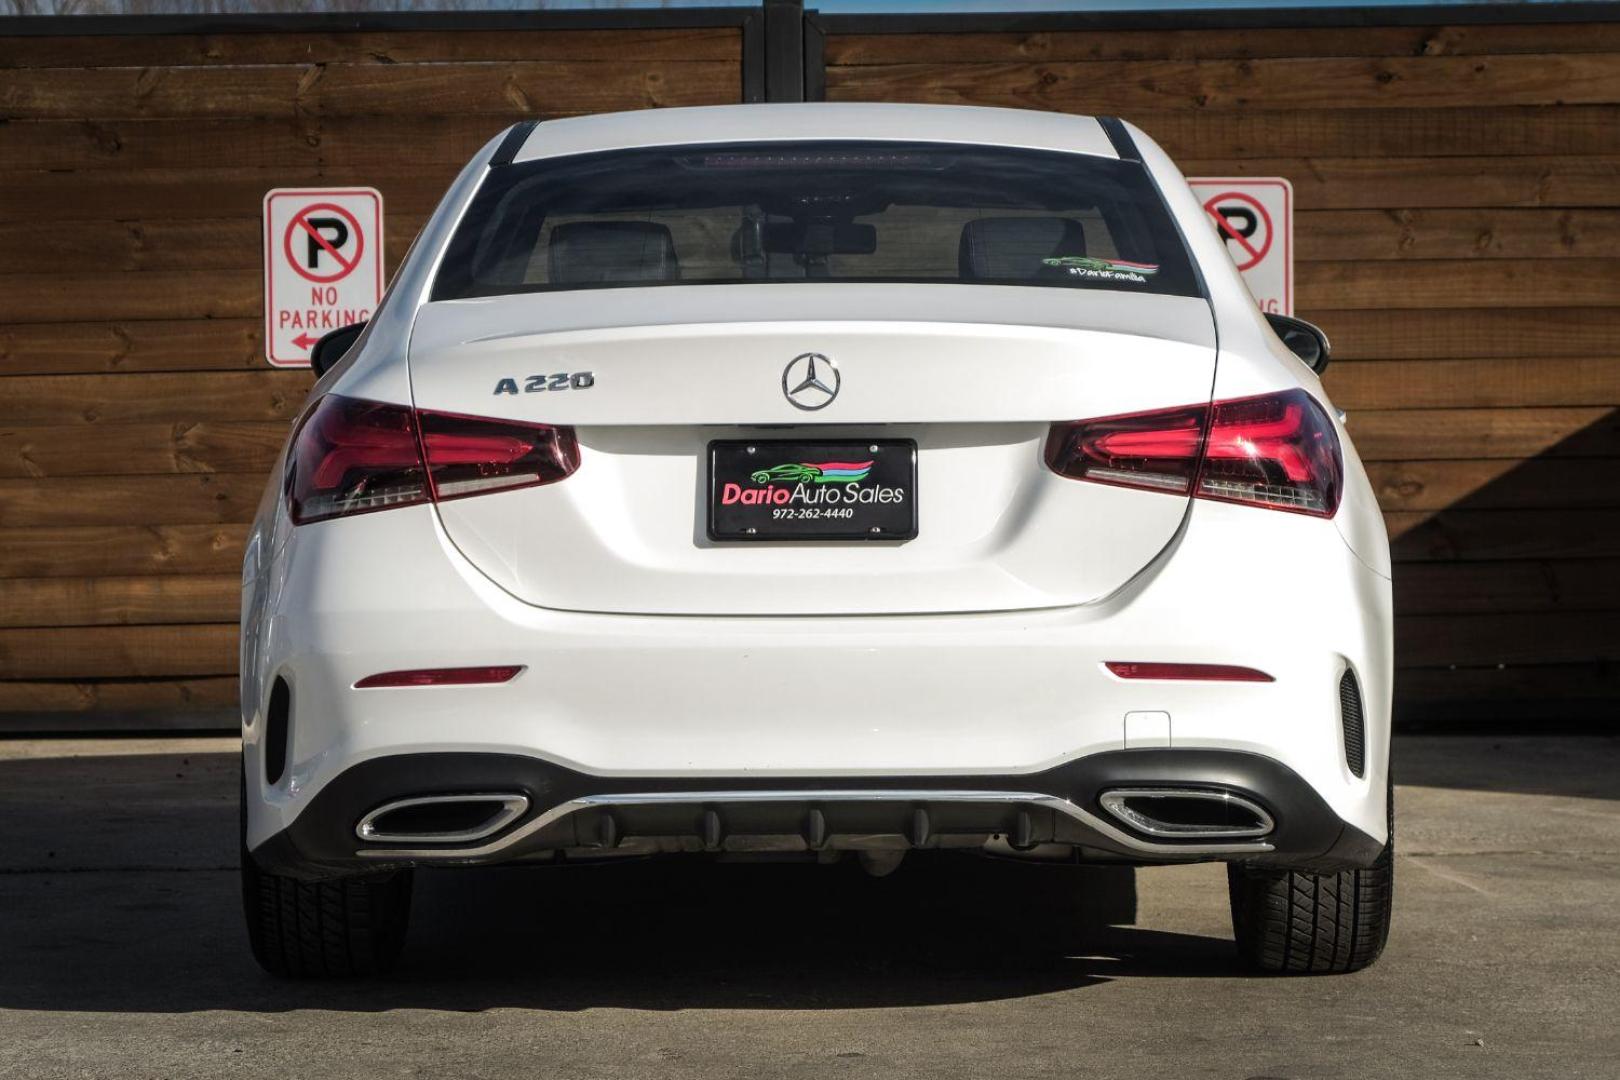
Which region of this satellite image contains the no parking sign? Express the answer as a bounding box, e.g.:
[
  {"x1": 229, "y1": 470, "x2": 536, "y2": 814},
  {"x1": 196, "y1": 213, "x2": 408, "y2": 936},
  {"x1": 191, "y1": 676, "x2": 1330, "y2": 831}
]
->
[
  {"x1": 263, "y1": 188, "x2": 384, "y2": 367},
  {"x1": 1187, "y1": 178, "x2": 1292, "y2": 315}
]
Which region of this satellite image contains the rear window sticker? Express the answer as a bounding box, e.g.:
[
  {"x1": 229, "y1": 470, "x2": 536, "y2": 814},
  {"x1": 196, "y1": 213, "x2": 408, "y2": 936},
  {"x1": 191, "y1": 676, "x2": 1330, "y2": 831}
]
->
[{"x1": 1042, "y1": 256, "x2": 1160, "y2": 283}]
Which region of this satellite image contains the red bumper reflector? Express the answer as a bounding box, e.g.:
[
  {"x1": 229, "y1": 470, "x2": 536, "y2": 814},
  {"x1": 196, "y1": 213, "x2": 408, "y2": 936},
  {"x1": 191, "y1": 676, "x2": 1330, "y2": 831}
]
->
[
  {"x1": 354, "y1": 665, "x2": 524, "y2": 689},
  {"x1": 1105, "y1": 662, "x2": 1275, "y2": 683}
]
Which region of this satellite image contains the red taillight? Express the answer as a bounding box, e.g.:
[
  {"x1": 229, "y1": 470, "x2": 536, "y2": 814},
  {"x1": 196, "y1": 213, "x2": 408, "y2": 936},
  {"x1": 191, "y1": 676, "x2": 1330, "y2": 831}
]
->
[
  {"x1": 287, "y1": 395, "x2": 579, "y2": 525},
  {"x1": 1043, "y1": 403, "x2": 1206, "y2": 496},
  {"x1": 288, "y1": 397, "x2": 427, "y2": 524},
  {"x1": 1045, "y1": 388, "x2": 1342, "y2": 517},
  {"x1": 1199, "y1": 392, "x2": 1343, "y2": 516},
  {"x1": 354, "y1": 665, "x2": 525, "y2": 688},
  {"x1": 1105, "y1": 661, "x2": 1275, "y2": 683},
  {"x1": 420, "y1": 409, "x2": 580, "y2": 503}
]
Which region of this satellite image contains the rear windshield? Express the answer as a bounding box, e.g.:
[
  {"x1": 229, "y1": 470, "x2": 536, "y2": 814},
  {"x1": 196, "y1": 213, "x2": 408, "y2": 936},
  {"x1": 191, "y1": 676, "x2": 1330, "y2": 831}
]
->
[{"x1": 431, "y1": 140, "x2": 1202, "y2": 301}]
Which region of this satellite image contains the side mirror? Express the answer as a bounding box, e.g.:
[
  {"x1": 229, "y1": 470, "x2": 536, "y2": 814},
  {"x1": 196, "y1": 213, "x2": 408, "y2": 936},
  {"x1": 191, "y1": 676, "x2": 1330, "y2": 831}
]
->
[
  {"x1": 1265, "y1": 313, "x2": 1330, "y2": 375},
  {"x1": 310, "y1": 322, "x2": 366, "y2": 377}
]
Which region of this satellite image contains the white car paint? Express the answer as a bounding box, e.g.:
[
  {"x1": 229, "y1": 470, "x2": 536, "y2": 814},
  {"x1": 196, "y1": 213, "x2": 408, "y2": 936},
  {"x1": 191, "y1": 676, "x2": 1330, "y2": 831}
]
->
[
  {"x1": 241, "y1": 104, "x2": 1391, "y2": 865},
  {"x1": 415, "y1": 288, "x2": 1213, "y2": 616}
]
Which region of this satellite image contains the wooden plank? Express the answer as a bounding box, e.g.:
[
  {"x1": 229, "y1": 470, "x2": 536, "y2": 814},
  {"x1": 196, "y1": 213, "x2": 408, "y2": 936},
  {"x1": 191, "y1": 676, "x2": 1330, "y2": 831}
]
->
[
  {"x1": 0, "y1": 371, "x2": 311, "y2": 425},
  {"x1": 0, "y1": 474, "x2": 265, "y2": 527},
  {"x1": 316, "y1": 116, "x2": 501, "y2": 169},
  {"x1": 0, "y1": 271, "x2": 261, "y2": 323},
  {"x1": 0, "y1": 28, "x2": 741, "y2": 68},
  {"x1": 0, "y1": 524, "x2": 247, "y2": 578},
  {"x1": 0, "y1": 116, "x2": 320, "y2": 172},
  {"x1": 1388, "y1": 510, "x2": 1620, "y2": 561},
  {"x1": 1394, "y1": 664, "x2": 1619, "y2": 703},
  {"x1": 824, "y1": 25, "x2": 1620, "y2": 64},
  {"x1": 823, "y1": 53, "x2": 1620, "y2": 113},
  {"x1": 1367, "y1": 459, "x2": 1620, "y2": 512},
  {"x1": 1297, "y1": 259, "x2": 1620, "y2": 310},
  {"x1": 1324, "y1": 358, "x2": 1620, "y2": 410},
  {"x1": 1396, "y1": 612, "x2": 1620, "y2": 667},
  {"x1": 0, "y1": 676, "x2": 237, "y2": 713},
  {"x1": 0, "y1": 114, "x2": 549, "y2": 173},
  {"x1": 1177, "y1": 155, "x2": 1620, "y2": 209},
  {"x1": 1297, "y1": 209, "x2": 1620, "y2": 261},
  {"x1": 0, "y1": 65, "x2": 309, "y2": 120},
  {"x1": 0, "y1": 218, "x2": 258, "y2": 274},
  {"x1": 0, "y1": 575, "x2": 239, "y2": 628},
  {"x1": 0, "y1": 115, "x2": 328, "y2": 173},
  {"x1": 0, "y1": 166, "x2": 457, "y2": 220},
  {"x1": 0, "y1": 421, "x2": 287, "y2": 478},
  {"x1": 1394, "y1": 559, "x2": 1620, "y2": 615},
  {"x1": 1350, "y1": 407, "x2": 1620, "y2": 461},
  {"x1": 1311, "y1": 308, "x2": 1620, "y2": 360},
  {"x1": 0, "y1": 624, "x2": 237, "y2": 679},
  {"x1": 0, "y1": 215, "x2": 420, "y2": 275},
  {"x1": 0, "y1": 320, "x2": 264, "y2": 376},
  {"x1": 0, "y1": 60, "x2": 737, "y2": 121},
  {"x1": 316, "y1": 60, "x2": 738, "y2": 117},
  {"x1": 353, "y1": 26, "x2": 742, "y2": 64},
  {"x1": 1140, "y1": 106, "x2": 1620, "y2": 159}
]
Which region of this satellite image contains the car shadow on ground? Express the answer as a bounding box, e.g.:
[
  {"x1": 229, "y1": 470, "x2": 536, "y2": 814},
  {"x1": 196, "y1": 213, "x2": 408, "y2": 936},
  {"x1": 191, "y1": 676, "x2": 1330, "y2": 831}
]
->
[
  {"x1": 16, "y1": 732, "x2": 1620, "y2": 1018},
  {"x1": 0, "y1": 848, "x2": 1245, "y2": 1015},
  {"x1": 401, "y1": 856, "x2": 1241, "y2": 998}
]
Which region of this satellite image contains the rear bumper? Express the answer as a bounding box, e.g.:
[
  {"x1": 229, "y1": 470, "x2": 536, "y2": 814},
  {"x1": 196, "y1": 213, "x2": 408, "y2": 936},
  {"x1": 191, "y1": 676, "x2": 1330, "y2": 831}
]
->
[
  {"x1": 250, "y1": 747, "x2": 1385, "y2": 879},
  {"x1": 242, "y1": 498, "x2": 1392, "y2": 854}
]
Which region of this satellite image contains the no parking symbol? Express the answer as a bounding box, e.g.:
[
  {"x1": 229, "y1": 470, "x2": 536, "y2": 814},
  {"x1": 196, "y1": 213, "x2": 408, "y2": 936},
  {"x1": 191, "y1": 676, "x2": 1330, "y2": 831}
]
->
[
  {"x1": 263, "y1": 188, "x2": 384, "y2": 367},
  {"x1": 1188, "y1": 178, "x2": 1292, "y2": 315}
]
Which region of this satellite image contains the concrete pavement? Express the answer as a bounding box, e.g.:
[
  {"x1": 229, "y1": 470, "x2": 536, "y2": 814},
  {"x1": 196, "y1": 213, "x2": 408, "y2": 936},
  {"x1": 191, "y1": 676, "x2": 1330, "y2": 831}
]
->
[{"x1": 0, "y1": 735, "x2": 1616, "y2": 1079}]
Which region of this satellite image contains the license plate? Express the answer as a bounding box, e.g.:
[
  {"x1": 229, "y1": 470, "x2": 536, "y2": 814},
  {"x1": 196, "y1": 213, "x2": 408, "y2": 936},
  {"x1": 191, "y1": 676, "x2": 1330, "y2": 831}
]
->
[{"x1": 708, "y1": 440, "x2": 917, "y2": 542}]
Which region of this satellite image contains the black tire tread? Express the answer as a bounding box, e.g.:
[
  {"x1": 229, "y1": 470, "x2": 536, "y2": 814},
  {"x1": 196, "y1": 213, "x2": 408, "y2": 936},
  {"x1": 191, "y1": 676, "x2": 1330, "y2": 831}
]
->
[
  {"x1": 240, "y1": 764, "x2": 412, "y2": 978},
  {"x1": 1227, "y1": 790, "x2": 1394, "y2": 975},
  {"x1": 242, "y1": 848, "x2": 413, "y2": 978}
]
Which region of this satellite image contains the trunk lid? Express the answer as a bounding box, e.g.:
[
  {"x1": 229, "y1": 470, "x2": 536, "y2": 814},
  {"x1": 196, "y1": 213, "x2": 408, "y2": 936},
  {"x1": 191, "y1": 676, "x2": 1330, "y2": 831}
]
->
[{"x1": 408, "y1": 284, "x2": 1215, "y2": 615}]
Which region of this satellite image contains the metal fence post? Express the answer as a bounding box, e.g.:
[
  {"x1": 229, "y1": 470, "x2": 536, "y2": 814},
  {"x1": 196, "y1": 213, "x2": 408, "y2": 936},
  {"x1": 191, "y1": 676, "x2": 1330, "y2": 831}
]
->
[{"x1": 763, "y1": 0, "x2": 805, "y2": 103}]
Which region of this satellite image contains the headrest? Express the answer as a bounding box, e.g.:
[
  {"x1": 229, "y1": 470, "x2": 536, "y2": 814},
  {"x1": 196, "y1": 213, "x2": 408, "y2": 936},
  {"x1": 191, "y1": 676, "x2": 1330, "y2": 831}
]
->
[
  {"x1": 548, "y1": 221, "x2": 680, "y2": 286},
  {"x1": 958, "y1": 217, "x2": 1087, "y2": 280}
]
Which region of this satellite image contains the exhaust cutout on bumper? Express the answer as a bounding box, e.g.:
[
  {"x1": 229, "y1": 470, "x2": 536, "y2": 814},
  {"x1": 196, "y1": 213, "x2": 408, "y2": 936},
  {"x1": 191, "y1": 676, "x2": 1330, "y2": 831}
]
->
[
  {"x1": 1098, "y1": 788, "x2": 1274, "y2": 840},
  {"x1": 356, "y1": 793, "x2": 529, "y2": 845}
]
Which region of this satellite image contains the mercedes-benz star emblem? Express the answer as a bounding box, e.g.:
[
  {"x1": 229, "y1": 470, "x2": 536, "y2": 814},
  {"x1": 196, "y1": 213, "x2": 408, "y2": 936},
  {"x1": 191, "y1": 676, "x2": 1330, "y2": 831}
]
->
[{"x1": 782, "y1": 352, "x2": 840, "y2": 411}]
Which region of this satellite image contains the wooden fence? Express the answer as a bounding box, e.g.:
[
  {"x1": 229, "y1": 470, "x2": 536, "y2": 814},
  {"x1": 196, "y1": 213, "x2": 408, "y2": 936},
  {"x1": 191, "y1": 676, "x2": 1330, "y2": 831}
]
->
[
  {"x1": 1, "y1": 3, "x2": 1616, "y2": 725},
  {"x1": 0, "y1": 12, "x2": 753, "y2": 721}
]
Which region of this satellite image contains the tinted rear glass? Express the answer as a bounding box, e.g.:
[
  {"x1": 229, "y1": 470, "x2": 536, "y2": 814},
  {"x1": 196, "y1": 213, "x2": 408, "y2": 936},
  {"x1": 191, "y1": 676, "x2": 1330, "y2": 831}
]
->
[{"x1": 432, "y1": 141, "x2": 1202, "y2": 301}]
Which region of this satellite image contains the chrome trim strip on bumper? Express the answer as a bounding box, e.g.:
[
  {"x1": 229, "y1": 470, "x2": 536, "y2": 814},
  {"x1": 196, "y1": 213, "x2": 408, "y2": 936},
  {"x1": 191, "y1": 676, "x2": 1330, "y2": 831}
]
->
[
  {"x1": 355, "y1": 788, "x2": 1275, "y2": 860},
  {"x1": 1098, "y1": 788, "x2": 1275, "y2": 839},
  {"x1": 355, "y1": 793, "x2": 530, "y2": 845}
]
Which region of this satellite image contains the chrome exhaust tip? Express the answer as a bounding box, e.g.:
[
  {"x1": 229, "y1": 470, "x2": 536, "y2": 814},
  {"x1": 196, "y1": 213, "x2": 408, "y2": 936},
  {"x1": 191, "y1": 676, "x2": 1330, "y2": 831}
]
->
[
  {"x1": 1099, "y1": 788, "x2": 1274, "y2": 840},
  {"x1": 356, "y1": 793, "x2": 529, "y2": 844}
]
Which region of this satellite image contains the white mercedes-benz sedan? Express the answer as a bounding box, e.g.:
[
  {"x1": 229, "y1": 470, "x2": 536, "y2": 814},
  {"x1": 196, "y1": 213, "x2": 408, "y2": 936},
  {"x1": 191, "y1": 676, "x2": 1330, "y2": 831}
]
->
[{"x1": 240, "y1": 103, "x2": 1393, "y2": 977}]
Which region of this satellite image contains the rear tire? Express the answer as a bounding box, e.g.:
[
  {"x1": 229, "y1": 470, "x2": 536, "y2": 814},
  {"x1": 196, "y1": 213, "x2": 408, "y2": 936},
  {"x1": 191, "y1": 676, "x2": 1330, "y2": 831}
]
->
[
  {"x1": 1227, "y1": 784, "x2": 1393, "y2": 974},
  {"x1": 241, "y1": 765, "x2": 413, "y2": 978}
]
